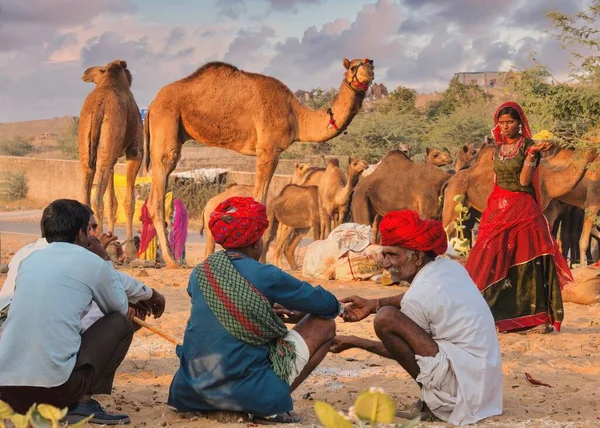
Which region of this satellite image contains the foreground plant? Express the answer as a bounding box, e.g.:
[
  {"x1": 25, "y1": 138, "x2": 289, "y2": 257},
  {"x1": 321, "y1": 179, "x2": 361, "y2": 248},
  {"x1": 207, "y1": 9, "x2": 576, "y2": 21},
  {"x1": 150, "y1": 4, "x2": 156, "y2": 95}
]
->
[
  {"x1": 0, "y1": 400, "x2": 92, "y2": 428},
  {"x1": 314, "y1": 387, "x2": 420, "y2": 427},
  {"x1": 448, "y1": 194, "x2": 471, "y2": 257}
]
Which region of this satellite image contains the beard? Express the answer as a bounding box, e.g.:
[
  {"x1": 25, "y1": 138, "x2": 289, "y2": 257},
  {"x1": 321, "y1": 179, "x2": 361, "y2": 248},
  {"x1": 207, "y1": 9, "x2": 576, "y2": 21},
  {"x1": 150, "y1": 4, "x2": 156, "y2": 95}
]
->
[{"x1": 388, "y1": 265, "x2": 416, "y2": 283}]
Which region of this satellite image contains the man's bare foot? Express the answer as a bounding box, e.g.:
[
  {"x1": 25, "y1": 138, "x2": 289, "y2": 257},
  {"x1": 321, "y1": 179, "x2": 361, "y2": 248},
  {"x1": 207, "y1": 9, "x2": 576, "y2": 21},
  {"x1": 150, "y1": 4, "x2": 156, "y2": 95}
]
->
[
  {"x1": 329, "y1": 335, "x2": 356, "y2": 353},
  {"x1": 396, "y1": 399, "x2": 439, "y2": 421}
]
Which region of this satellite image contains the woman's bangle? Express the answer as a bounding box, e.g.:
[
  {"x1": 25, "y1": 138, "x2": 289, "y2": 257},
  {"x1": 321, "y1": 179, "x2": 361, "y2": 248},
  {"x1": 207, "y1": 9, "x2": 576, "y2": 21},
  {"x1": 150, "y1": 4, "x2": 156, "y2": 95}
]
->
[{"x1": 524, "y1": 160, "x2": 536, "y2": 168}]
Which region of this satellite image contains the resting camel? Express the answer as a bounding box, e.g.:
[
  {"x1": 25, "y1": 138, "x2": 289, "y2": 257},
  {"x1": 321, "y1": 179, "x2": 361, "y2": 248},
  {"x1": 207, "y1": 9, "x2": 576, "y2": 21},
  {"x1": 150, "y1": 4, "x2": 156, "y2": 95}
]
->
[
  {"x1": 145, "y1": 58, "x2": 374, "y2": 267},
  {"x1": 260, "y1": 184, "x2": 321, "y2": 269},
  {"x1": 442, "y1": 145, "x2": 598, "y2": 263},
  {"x1": 453, "y1": 143, "x2": 481, "y2": 171},
  {"x1": 351, "y1": 149, "x2": 451, "y2": 239},
  {"x1": 424, "y1": 147, "x2": 452, "y2": 167},
  {"x1": 78, "y1": 59, "x2": 143, "y2": 260}
]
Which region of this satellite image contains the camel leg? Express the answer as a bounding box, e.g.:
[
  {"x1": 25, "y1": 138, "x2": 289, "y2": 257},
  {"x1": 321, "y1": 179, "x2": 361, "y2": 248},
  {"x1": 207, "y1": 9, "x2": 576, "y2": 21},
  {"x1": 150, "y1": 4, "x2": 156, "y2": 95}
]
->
[
  {"x1": 92, "y1": 163, "x2": 113, "y2": 237},
  {"x1": 260, "y1": 212, "x2": 279, "y2": 264},
  {"x1": 274, "y1": 224, "x2": 294, "y2": 269},
  {"x1": 253, "y1": 147, "x2": 280, "y2": 204},
  {"x1": 580, "y1": 206, "x2": 599, "y2": 266},
  {"x1": 122, "y1": 154, "x2": 142, "y2": 261},
  {"x1": 372, "y1": 214, "x2": 381, "y2": 244},
  {"x1": 284, "y1": 228, "x2": 309, "y2": 270},
  {"x1": 147, "y1": 123, "x2": 181, "y2": 269},
  {"x1": 106, "y1": 169, "x2": 116, "y2": 235},
  {"x1": 81, "y1": 164, "x2": 95, "y2": 208}
]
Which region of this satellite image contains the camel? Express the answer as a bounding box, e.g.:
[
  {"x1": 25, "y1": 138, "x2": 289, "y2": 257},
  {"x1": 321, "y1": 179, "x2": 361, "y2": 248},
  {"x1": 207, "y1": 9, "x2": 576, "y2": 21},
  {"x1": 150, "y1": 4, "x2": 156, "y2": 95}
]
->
[
  {"x1": 351, "y1": 149, "x2": 451, "y2": 239},
  {"x1": 453, "y1": 143, "x2": 481, "y2": 171},
  {"x1": 441, "y1": 145, "x2": 598, "y2": 263},
  {"x1": 145, "y1": 58, "x2": 374, "y2": 267},
  {"x1": 78, "y1": 59, "x2": 143, "y2": 260},
  {"x1": 424, "y1": 147, "x2": 452, "y2": 167},
  {"x1": 260, "y1": 184, "x2": 321, "y2": 269},
  {"x1": 291, "y1": 162, "x2": 313, "y2": 184}
]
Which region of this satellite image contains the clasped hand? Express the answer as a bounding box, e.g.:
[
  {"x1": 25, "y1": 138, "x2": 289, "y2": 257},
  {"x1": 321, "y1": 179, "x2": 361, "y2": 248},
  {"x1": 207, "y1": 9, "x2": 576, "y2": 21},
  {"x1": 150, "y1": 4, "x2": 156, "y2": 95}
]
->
[
  {"x1": 338, "y1": 295, "x2": 376, "y2": 322},
  {"x1": 273, "y1": 303, "x2": 305, "y2": 324}
]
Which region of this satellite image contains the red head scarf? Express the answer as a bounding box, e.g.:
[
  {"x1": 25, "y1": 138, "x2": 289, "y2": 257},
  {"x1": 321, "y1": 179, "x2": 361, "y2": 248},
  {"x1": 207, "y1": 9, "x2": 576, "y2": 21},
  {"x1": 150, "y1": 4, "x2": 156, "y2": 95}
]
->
[
  {"x1": 379, "y1": 210, "x2": 447, "y2": 255},
  {"x1": 208, "y1": 196, "x2": 269, "y2": 249},
  {"x1": 492, "y1": 101, "x2": 532, "y2": 144}
]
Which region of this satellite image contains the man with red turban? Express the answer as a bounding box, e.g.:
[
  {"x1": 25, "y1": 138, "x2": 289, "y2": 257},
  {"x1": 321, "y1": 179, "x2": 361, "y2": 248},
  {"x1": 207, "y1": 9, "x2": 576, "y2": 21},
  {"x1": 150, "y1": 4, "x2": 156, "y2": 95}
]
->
[
  {"x1": 169, "y1": 196, "x2": 344, "y2": 424},
  {"x1": 330, "y1": 210, "x2": 503, "y2": 426}
]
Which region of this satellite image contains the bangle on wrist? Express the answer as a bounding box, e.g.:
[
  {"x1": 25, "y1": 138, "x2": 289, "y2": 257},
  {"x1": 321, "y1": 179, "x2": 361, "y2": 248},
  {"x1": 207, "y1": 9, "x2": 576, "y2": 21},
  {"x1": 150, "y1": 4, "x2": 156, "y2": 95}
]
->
[{"x1": 375, "y1": 299, "x2": 381, "y2": 313}]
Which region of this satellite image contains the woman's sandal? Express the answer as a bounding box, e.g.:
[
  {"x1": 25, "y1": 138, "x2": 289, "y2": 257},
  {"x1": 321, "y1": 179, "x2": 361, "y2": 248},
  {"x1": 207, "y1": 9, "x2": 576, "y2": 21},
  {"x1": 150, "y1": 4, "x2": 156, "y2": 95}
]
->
[{"x1": 517, "y1": 324, "x2": 554, "y2": 335}]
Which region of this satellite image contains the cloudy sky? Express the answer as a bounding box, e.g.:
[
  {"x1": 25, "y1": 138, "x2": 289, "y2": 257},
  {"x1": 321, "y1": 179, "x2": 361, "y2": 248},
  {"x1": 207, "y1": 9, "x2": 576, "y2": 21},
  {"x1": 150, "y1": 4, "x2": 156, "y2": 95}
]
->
[{"x1": 0, "y1": 0, "x2": 592, "y2": 122}]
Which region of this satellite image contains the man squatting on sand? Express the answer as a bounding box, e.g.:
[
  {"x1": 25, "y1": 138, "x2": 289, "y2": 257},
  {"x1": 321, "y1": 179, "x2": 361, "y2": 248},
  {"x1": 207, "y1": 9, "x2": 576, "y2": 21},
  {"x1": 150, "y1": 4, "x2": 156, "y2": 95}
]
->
[
  {"x1": 331, "y1": 209, "x2": 503, "y2": 425},
  {"x1": 0, "y1": 199, "x2": 166, "y2": 425}
]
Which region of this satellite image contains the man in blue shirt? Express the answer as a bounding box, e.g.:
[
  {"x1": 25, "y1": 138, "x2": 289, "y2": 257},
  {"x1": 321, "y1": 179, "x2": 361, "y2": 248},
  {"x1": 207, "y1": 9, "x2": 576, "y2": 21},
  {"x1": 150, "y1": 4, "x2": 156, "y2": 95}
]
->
[
  {"x1": 0, "y1": 199, "x2": 138, "y2": 424},
  {"x1": 168, "y1": 196, "x2": 343, "y2": 424}
]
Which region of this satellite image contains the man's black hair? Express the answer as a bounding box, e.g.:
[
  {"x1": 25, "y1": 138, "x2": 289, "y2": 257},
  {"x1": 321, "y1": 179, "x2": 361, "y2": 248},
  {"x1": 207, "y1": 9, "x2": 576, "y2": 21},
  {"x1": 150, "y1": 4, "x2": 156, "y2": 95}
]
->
[{"x1": 41, "y1": 199, "x2": 93, "y2": 243}]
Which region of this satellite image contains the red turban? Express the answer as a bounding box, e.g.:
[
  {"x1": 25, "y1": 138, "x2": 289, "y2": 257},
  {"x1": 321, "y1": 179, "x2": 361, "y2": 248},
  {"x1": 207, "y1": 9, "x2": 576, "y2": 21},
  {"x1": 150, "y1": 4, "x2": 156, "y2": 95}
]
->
[
  {"x1": 208, "y1": 196, "x2": 269, "y2": 249},
  {"x1": 379, "y1": 210, "x2": 447, "y2": 255}
]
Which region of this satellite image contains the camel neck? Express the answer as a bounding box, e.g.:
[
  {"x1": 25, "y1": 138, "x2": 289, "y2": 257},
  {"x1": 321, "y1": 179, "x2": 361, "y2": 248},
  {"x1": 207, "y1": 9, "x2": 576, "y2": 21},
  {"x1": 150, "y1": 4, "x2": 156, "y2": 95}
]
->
[{"x1": 294, "y1": 80, "x2": 366, "y2": 143}]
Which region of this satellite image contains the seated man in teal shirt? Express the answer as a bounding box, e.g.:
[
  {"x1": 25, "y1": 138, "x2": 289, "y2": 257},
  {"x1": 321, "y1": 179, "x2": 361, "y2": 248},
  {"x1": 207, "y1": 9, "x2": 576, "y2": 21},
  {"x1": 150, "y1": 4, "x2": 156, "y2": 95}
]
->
[{"x1": 168, "y1": 197, "x2": 342, "y2": 424}]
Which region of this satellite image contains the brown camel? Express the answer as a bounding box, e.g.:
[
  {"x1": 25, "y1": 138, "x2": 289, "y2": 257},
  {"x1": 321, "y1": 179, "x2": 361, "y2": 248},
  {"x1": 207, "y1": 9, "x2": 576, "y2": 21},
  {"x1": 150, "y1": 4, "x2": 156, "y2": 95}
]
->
[
  {"x1": 453, "y1": 143, "x2": 481, "y2": 171},
  {"x1": 145, "y1": 58, "x2": 374, "y2": 267},
  {"x1": 424, "y1": 147, "x2": 452, "y2": 167},
  {"x1": 78, "y1": 59, "x2": 143, "y2": 260},
  {"x1": 260, "y1": 184, "x2": 321, "y2": 269},
  {"x1": 351, "y1": 149, "x2": 451, "y2": 239},
  {"x1": 441, "y1": 145, "x2": 597, "y2": 263},
  {"x1": 291, "y1": 162, "x2": 313, "y2": 184}
]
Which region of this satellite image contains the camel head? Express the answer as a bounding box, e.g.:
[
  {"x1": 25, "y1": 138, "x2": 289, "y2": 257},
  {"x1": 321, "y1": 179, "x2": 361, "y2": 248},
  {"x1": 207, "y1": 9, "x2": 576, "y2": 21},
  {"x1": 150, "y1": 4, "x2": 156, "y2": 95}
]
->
[
  {"x1": 426, "y1": 147, "x2": 453, "y2": 167},
  {"x1": 347, "y1": 156, "x2": 369, "y2": 176},
  {"x1": 343, "y1": 58, "x2": 375, "y2": 91},
  {"x1": 81, "y1": 59, "x2": 133, "y2": 88},
  {"x1": 397, "y1": 143, "x2": 413, "y2": 158}
]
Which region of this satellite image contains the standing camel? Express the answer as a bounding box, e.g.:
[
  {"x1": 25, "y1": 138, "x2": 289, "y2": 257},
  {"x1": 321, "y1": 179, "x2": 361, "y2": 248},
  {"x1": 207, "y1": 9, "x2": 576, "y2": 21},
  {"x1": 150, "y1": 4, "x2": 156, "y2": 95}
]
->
[
  {"x1": 78, "y1": 59, "x2": 143, "y2": 260},
  {"x1": 145, "y1": 58, "x2": 374, "y2": 267}
]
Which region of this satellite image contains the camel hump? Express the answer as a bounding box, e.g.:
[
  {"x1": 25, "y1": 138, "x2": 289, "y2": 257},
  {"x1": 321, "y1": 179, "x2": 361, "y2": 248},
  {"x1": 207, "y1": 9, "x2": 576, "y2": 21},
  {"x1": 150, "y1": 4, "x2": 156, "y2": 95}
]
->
[
  {"x1": 184, "y1": 62, "x2": 240, "y2": 80},
  {"x1": 382, "y1": 148, "x2": 412, "y2": 163}
]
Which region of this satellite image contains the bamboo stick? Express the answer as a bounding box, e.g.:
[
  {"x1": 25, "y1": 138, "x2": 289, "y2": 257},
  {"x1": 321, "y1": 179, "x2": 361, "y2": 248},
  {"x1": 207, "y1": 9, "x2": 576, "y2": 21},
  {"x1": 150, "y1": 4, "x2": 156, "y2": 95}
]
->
[{"x1": 133, "y1": 316, "x2": 182, "y2": 346}]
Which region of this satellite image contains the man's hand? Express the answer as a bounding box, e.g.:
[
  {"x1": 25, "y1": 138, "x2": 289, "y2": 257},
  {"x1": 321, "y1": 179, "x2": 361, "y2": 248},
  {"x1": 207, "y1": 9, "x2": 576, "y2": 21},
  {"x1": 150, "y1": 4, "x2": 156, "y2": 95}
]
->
[
  {"x1": 329, "y1": 335, "x2": 357, "y2": 354},
  {"x1": 87, "y1": 236, "x2": 110, "y2": 261},
  {"x1": 273, "y1": 303, "x2": 305, "y2": 324},
  {"x1": 340, "y1": 295, "x2": 377, "y2": 322},
  {"x1": 99, "y1": 232, "x2": 119, "y2": 249},
  {"x1": 146, "y1": 288, "x2": 166, "y2": 318}
]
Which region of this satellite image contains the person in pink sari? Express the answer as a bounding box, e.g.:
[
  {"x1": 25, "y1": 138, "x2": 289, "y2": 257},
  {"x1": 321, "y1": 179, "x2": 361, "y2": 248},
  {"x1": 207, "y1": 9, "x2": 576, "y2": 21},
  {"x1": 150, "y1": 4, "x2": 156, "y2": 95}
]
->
[{"x1": 169, "y1": 198, "x2": 188, "y2": 265}]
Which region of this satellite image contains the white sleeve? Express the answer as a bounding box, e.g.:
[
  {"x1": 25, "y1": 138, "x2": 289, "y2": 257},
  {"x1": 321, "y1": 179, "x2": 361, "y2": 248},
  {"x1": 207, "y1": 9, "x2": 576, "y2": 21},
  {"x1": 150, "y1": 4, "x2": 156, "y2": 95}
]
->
[
  {"x1": 119, "y1": 271, "x2": 152, "y2": 304},
  {"x1": 400, "y1": 298, "x2": 431, "y2": 335},
  {"x1": 90, "y1": 261, "x2": 129, "y2": 316}
]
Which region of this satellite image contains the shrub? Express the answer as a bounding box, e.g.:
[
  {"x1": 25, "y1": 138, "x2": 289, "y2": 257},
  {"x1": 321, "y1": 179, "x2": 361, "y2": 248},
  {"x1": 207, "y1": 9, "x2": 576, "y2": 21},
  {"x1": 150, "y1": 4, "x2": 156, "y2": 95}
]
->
[
  {"x1": 0, "y1": 137, "x2": 34, "y2": 157},
  {"x1": 0, "y1": 171, "x2": 28, "y2": 201},
  {"x1": 170, "y1": 177, "x2": 227, "y2": 219},
  {"x1": 0, "y1": 400, "x2": 92, "y2": 427}
]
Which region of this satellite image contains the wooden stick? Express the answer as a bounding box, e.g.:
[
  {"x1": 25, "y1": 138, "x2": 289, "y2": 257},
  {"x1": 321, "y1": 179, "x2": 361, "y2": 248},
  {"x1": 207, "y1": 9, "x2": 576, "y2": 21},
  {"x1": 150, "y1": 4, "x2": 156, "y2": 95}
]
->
[{"x1": 133, "y1": 316, "x2": 182, "y2": 346}]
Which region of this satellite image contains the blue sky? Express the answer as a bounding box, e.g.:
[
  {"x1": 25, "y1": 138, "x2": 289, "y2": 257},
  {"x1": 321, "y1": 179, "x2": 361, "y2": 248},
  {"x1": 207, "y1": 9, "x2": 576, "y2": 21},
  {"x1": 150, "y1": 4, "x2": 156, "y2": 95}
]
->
[{"x1": 0, "y1": 0, "x2": 592, "y2": 122}]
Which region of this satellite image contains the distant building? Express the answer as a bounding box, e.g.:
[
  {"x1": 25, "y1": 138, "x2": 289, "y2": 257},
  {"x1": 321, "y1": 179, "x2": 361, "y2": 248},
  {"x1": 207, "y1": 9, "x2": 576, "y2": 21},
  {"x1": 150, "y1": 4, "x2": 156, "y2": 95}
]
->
[{"x1": 452, "y1": 71, "x2": 515, "y2": 89}]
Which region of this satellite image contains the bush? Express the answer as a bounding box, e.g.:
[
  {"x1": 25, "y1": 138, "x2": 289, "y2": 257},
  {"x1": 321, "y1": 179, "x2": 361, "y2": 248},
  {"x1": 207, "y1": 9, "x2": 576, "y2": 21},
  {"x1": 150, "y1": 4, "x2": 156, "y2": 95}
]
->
[
  {"x1": 170, "y1": 178, "x2": 227, "y2": 219},
  {"x1": 58, "y1": 117, "x2": 79, "y2": 160},
  {"x1": 0, "y1": 171, "x2": 28, "y2": 201},
  {"x1": 0, "y1": 137, "x2": 34, "y2": 157}
]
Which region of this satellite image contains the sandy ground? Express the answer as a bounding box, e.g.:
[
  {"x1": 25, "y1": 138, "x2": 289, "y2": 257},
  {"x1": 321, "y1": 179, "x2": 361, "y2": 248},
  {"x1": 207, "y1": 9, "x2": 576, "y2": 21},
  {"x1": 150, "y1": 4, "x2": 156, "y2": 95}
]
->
[{"x1": 1, "y1": 232, "x2": 600, "y2": 427}]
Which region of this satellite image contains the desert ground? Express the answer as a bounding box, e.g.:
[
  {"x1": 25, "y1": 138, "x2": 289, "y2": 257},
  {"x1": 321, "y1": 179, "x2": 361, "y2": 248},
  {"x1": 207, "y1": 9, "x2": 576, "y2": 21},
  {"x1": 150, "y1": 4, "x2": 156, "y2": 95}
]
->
[{"x1": 1, "y1": 230, "x2": 600, "y2": 427}]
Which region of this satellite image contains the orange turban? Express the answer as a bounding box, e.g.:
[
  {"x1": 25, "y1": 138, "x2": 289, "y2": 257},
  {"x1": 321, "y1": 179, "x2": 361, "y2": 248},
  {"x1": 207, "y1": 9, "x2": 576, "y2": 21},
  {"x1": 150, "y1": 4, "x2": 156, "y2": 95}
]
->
[
  {"x1": 379, "y1": 210, "x2": 447, "y2": 255},
  {"x1": 208, "y1": 196, "x2": 269, "y2": 249}
]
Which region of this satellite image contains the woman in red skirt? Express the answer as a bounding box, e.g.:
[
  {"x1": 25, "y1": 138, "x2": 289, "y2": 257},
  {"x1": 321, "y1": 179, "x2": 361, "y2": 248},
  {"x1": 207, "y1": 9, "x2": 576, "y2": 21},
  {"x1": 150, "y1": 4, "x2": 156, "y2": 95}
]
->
[{"x1": 465, "y1": 102, "x2": 572, "y2": 334}]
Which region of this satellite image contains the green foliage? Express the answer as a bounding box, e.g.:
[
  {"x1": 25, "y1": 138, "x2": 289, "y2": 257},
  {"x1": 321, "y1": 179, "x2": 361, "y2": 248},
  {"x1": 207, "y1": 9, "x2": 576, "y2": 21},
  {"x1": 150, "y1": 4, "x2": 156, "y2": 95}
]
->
[
  {"x1": 0, "y1": 136, "x2": 34, "y2": 157},
  {"x1": 58, "y1": 117, "x2": 79, "y2": 160},
  {"x1": 303, "y1": 88, "x2": 338, "y2": 109},
  {"x1": 0, "y1": 400, "x2": 92, "y2": 428},
  {"x1": 314, "y1": 388, "x2": 419, "y2": 428},
  {"x1": 170, "y1": 177, "x2": 227, "y2": 219},
  {"x1": 448, "y1": 195, "x2": 471, "y2": 257},
  {"x1": 0, "y1": 171, "x2": 28, "y2": 201},
  {"x1": 425, "y1": 78, "x2": 492, "y2": 118},
  {"x1": 376, "y1": 86, "x2": 417, "y2": 114}
]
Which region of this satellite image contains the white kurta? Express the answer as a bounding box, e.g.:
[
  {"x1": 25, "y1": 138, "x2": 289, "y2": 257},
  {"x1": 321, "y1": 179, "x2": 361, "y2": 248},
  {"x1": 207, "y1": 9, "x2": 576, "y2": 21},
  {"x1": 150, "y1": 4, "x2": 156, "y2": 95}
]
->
[{"x1": 400, "y1": 257, "x2": 503, "y2": 426}]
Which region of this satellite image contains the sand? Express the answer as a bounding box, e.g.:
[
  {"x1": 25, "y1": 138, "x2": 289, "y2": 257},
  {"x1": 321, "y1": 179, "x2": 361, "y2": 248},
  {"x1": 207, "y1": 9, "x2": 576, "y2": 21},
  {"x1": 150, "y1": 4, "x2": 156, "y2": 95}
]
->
[{"x1": 1, "y1": 232, "x2": 599, "y2": 427}]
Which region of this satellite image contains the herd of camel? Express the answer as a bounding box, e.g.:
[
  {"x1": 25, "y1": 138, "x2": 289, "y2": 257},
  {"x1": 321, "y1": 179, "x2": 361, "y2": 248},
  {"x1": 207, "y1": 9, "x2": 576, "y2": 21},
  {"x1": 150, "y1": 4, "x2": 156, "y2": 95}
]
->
[{"x1": 76, "y1": 57, "x2": 599, "y2": 269}]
